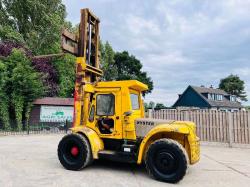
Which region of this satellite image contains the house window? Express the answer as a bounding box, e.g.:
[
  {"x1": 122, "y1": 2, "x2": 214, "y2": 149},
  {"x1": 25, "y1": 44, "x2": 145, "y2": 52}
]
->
[
  {"x1": 208, "y1": 94, "x2": 213, "y2": 100},
  {"x1": 208, "y1": 94, "x2": 223, "y2": 101},
  {"x1": 230, "y1": 96, "x2": 236, "y2": 102},
  {"x1": 217, "y1": 94, "x2": 223, "y2": 101}
]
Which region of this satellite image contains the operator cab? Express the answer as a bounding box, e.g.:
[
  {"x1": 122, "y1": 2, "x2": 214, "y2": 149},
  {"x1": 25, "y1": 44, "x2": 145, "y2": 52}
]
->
[{"x1": 88, "y1": 80, "x2": 148, "y2": 139}]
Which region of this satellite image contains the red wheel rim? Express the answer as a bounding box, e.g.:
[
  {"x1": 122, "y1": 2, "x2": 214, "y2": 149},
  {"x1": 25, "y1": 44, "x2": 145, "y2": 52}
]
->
[{"x1": 71, "y1": 146, "x2": 79, "y2": 156}]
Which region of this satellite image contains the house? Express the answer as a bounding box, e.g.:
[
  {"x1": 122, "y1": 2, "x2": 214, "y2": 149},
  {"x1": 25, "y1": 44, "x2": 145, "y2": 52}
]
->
[
  {"x1": 172, "y1": 85, "x2": 243, "y2": 112},
  {"x1": 29, "y1": 97, "x2": 74, "y2": 126}
]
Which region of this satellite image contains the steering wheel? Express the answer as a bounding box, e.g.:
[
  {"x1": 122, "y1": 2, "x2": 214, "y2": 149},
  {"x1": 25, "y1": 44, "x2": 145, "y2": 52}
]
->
[{"x1": 98, "y1": 116, "x2": 110, "y2": 130}]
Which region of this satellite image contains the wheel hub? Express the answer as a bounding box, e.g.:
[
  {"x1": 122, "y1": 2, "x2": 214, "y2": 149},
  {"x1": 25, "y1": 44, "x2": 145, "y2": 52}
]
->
[
  {"x1": 156, "y1": 152, "x2": 176, "y2": 173},
  {"x1": 70, "y1": 146, "x2": 79, "y2": 156}
]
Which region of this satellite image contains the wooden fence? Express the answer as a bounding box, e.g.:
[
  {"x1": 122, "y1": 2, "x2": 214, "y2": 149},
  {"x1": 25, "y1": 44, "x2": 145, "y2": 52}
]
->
[{"x1": 149, "y1": 109, "x2": 250, "y2": 145}]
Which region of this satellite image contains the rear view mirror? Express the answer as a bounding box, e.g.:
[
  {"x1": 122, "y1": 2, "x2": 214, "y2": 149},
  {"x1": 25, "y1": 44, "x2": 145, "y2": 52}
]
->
[{"x1": 123, "y1": 111, "x2": 132, "y2": 116}]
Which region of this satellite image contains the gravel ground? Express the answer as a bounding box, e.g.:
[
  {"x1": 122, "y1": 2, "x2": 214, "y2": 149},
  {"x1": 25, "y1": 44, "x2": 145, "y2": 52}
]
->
[{"x1": 0, "y1": 134, "x2": 250, "y2": 187}]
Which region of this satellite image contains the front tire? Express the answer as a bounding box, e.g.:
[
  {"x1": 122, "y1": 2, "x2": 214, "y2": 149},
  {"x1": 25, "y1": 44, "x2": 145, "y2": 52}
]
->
[
  {"x1": 145, "y1": 138, "x2": 188, "y2": 183},
  {"x1": 58, "y1": 133, "x2": 93, "y2": 170}
]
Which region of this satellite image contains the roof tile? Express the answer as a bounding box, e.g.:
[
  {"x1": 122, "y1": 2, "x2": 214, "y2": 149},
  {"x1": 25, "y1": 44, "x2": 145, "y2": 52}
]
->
[{"x1": 190, "y1": 86, "x2": 242, "y2": 108}]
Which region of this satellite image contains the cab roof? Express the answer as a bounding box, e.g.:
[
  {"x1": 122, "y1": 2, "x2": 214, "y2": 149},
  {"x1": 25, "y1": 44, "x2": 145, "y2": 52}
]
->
[{"x1": 96, "y1": 80, "x2": 148, "y2": 91}]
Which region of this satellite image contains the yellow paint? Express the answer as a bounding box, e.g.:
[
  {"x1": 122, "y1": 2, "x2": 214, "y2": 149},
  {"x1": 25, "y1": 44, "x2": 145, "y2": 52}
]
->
[
  {"x1": 71, "y1": 126, "x2": 104, "y2": 159},
  {"x1": 72, "y1": 55, "x2": 200, "y2": 166},
  {"x1": 136, "y1": 121, "x2": 200, "y2": 165},
  {"x1": 76, "y1": 57, "x2": 87, "y2": 70},
  {"x1": 122, "y1": 89, "x2": 141, "y2": 140}
]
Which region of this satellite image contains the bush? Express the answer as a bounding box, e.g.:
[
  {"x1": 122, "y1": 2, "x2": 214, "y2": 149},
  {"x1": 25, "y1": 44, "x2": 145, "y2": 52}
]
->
[
  {"x1": 0, "y1": 49, "x2": 44, "y2": 130},
  {"x1": 32, "y1": 56, "x2": 59, "y2": 96},
  {"x1": 0, "y1": 60, "x2": 10, "y2": 130},
  {"x1": 52, "y1": 54, "x2": 76, "y2": 97}
]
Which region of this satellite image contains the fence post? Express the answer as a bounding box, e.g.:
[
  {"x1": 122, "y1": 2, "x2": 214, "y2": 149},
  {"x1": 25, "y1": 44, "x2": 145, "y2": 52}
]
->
[
  {"x1": 228, "y1": 112, "x2": 233, "y2": 147},
  {"x1": 27, "y1": 124, "x2": 30, "y2": 135},
  {"x1": 184, "y1": 111, "x2": 189, "y2": 121},
  {"x1": 65, "y1": 120, "x2": 68, "y2": 134},
  {"x1": 148, "y1": 109, "x2": 153, "y2": 118}
]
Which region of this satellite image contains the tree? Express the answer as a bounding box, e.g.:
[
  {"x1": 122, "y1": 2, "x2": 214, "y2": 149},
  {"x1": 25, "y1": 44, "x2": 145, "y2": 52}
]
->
[
  {"x1": 0, "y1": 59, "x2": 10, "y2": 129},
  {"x1": 100, "y1": 41, "x2": 118, "y2": 81},
  {"x1": 64, "y1": 21, "x2": 79, "y2": 34},
  {"x1": 5, "y1": 49, "x2": 44, "y2": 130},
  {"x1": 52, "y1": 54, "x2": 76, "y2": 97},
  {"x1": 31, "y1": 56, "x2": 59, "y2": 97},
  {"x1": 155, "y1": 103, "x2": 166, "y2": 109},
  {"x1": 0, "y1": 25, "x2": 25, "y2": 44},
  {"x1": 114, "y1": 51, "x2": 153, "y2": 94},
  {"x1": 148, "y1": 101, "x2": 155, "y2": 109},
  {"x1": 0, "y1": 39, "x2": 76, "y2": 98},
  {"x1": 144, "y1": 102, "x2": 149, "y2": 112},
  {"x1": 219, "y1": 74, "x2": 247, "y2": 102},
  {"x1": 100, "y1": 42, "x2": 153, "y2": 95},
  {"x1": 0, "y1": 0, "x2": 66, "y2": 55}
]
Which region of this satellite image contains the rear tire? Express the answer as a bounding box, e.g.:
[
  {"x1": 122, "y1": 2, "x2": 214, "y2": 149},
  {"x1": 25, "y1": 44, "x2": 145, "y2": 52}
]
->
[
  {"x1": 145, "y1": 138, "x2": 188, "y2": 183},
  {"x1": 58, "y1": 133, "x2": 93, "y2": 170}
]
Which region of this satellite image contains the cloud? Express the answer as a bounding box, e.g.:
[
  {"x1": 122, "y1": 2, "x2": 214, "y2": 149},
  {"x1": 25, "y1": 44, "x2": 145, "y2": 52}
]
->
[
  {"x1": 125, "y1": 15, "x2": 161, "y2": 36},
  {"x1": 63, "y1": 0, "x2": 250, "y2": 106}
]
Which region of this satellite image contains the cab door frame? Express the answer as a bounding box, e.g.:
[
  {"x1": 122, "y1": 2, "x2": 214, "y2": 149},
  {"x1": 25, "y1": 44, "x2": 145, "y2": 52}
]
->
[
  {"x1": 123, "y1": 89, "x2": 142, "y2": 140},
  {"x1": 93, "y1": 88, "x2": 122, "y2": 139}
]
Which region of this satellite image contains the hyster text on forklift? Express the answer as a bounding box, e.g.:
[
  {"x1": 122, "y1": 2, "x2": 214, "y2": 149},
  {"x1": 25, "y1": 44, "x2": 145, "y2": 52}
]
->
[{"x1": 58, "y1": 8, "x2": 200, "y2": 183}]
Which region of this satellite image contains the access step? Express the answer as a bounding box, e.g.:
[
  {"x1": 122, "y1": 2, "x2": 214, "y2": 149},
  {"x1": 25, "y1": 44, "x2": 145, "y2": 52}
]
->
[{"x1": 98, "y1": 150, "x2": 137, "y2": 163}]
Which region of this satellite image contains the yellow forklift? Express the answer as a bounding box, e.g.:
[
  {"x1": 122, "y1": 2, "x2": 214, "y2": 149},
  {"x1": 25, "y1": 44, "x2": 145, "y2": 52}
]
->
[{"x1": 58, "y1": 9, "x2": 200, "y2": 183}]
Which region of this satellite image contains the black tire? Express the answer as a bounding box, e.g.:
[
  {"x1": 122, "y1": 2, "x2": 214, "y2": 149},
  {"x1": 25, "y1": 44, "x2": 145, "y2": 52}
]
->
[
  {"x1": 145, "y1": 138, "x2": 188, "y2": 183},
  {"x1": 58, "y1": 133, "x2": 93, "y2": 170}
]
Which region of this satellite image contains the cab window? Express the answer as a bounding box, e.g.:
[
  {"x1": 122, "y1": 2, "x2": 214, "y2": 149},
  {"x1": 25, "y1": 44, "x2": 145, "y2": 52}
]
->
[
  {"x1": 130, "y1": 93, "x2": 139, "y2": 110},
  {"x1": 96, "y1": 94, "x2": 115, "y2": 116},
  {"x1": 89, "y1": 105, "x2": 95, "y2": 122}
]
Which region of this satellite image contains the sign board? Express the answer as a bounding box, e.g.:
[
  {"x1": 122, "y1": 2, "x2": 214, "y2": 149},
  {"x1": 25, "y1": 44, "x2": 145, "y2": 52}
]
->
[{"x1": 40, "y1": 106, "x2": 74, "y2": 122}]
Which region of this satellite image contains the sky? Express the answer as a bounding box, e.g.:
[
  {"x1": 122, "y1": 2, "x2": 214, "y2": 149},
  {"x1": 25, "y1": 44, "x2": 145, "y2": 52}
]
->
[{"x1": 62, "y1": 0, "x2": 250, "y2": 106}]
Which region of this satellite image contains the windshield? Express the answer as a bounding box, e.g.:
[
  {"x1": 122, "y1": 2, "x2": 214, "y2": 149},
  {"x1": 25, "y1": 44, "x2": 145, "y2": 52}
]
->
[{"x1": 96, "y1": 94, "x2": 115, "y2": 116}]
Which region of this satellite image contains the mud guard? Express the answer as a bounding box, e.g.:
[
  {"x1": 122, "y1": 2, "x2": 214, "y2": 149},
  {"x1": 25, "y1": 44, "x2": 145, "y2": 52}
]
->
[
  {"x1": 71, "y1": 126, "x2": 104, "y2": 159},
  {"x1": 136, "y1": 124, "x2": 190, "y2": 164}
]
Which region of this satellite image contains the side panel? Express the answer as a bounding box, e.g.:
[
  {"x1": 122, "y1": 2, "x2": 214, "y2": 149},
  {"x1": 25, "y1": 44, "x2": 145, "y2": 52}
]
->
[
  {"x1": 71, "y1": 127, "x2": 104, "y2": 159},
  {"x1": 135, "y1": 118, "x2": 175, "y2": 137},
  {"x1": 136, "y1": 124, "x2": 190, "y2": 164}
]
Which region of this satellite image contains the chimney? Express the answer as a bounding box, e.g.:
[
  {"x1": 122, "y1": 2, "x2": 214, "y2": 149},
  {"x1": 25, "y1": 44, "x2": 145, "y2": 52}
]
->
[{"x1": 210, "y1": 85, "x2": 213, "y2": 89}]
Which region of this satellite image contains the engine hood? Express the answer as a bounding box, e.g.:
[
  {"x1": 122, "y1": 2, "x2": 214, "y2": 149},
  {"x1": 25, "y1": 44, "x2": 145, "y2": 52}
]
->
[{"x1": 135, "y1": 118, "x2": 195, "y2": 137}]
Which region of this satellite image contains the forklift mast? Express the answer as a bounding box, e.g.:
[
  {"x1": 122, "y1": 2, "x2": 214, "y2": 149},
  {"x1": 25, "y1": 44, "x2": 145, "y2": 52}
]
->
[{"x1": 62, "y1": 9, "x2": 102, "y2": 127}]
